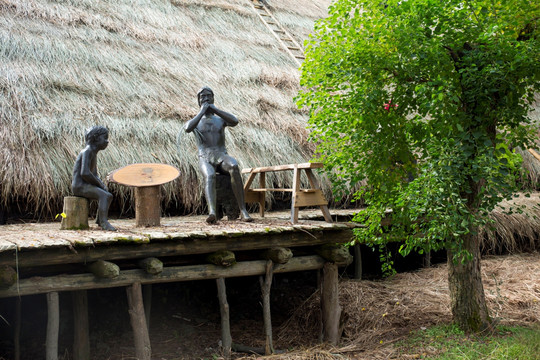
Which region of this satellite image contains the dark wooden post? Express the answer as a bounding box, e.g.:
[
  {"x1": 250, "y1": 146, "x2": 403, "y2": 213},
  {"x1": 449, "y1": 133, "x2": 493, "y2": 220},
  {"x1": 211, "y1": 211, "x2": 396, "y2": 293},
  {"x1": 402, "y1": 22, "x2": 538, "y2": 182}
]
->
[
  {"x1": 320, "y1": 263, "x2": 341, "y2": 345},
  {"x1": 143, "y1": 285, "x2": 152, "y2": 331},
  {"x1": 46, "y1": 292, "x2": 59, "y2": 360},
  {"x1": 126, "y1": 283, "x2": 151, "y2": 360},
  {"x1": 135, "y1": 186, "x2": 161, "y2": 227},
  {"x1": 60, "y1": 196, "x2": 89, "y2": 230},
  {"x1": 353, "y1": 244, "x2": 362, "y2": 280},
  {"x1": 72, "y1": 290, "x2": 90, "y2": 360},
  {"x1": 14, "y1": 297, "x2": 21, "y2": 360},
  {"x1": 259, "y1": 261, "x2": 274, "y2": 355},
  {"x1": 216, "y1": 278, "x2": 232, "y2": 359}
]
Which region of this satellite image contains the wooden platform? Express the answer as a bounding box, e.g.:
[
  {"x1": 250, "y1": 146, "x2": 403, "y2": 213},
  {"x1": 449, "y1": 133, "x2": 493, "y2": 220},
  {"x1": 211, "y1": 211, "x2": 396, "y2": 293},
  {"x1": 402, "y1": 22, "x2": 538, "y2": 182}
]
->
[{"x1": 0, "y1": 210, "x2": 357, "y2": 298}]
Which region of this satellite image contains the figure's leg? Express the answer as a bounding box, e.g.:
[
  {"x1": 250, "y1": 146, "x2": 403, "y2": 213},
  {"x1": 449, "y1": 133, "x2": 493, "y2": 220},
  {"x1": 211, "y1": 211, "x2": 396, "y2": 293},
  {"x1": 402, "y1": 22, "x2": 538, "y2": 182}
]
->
[
  {"x1": 199, "y1": 160, "x2": 218, "y2": 224},
  {"x1": 74, "y1": 185, "x2": 116, "y2": 231},
  {"x1": 97, "y1": 191, "x2": 116, "y2": 231},
  {"x1": 220, "y1": 157, "x2": 252, "y2": 222}
]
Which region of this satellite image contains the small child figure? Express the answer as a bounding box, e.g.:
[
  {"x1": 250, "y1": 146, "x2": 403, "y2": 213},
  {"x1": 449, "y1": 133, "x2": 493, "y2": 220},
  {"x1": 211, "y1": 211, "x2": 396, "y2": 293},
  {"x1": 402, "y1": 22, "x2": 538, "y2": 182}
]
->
[{"x1": 72, "y1": 126, "x2": 116, "y2": 231}]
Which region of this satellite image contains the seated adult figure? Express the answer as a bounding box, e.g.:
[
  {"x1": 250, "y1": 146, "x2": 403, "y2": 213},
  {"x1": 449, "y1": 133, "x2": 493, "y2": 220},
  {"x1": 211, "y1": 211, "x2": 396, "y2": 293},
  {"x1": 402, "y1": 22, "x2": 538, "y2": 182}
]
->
[
  {"x1": 72, "y1": 125, "x2": 116, "y2": 231},
  {"x1": 184, "y1": 86, "x2": 252, "y2": 224}
]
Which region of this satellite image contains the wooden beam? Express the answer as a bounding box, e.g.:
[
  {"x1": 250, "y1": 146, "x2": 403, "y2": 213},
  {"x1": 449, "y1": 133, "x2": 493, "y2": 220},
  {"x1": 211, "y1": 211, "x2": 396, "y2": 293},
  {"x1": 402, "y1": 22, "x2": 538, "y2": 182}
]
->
[
  {"x1": 88, "y1": 260, "x2": 119, "y2": 279},
  {"x1": 0, "y1": 228, "x2": 353, "y2": 269},
  {"x1": 0, "y1": 256, "x2": 326, "y2": 298},
  {"x1": 126, "y1": 282, "x2": 151, "y2": 360},
  {"x1": 242, "y1": 162, "x2": 323, "y2": 174},
  {"x1": 138, "y1": 257, "x2": 163, "y2": 275},
  {"x1": 46, "y1": 292, "x2": 59, "y2": 360}
]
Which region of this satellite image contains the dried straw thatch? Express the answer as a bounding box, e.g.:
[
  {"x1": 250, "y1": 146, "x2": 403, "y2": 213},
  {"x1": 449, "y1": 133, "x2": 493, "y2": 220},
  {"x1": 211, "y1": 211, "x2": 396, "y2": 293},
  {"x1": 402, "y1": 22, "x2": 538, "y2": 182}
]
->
[
  {"x1": 0, "y1": 0, "x2": 331, "y2": 217},
  {"x1": 258, "y1": 252, "x2": 540, "y2": 360},
  {"x1": 481, "y1": 192, "x2": 540, "y2": 254}
]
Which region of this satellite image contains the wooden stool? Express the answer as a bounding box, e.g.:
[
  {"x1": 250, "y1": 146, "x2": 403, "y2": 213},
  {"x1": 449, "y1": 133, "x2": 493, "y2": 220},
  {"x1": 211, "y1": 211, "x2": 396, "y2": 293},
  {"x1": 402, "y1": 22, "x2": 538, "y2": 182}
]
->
[{"x1": 61, "y1": 196, "x2": 89, "y2": 230}]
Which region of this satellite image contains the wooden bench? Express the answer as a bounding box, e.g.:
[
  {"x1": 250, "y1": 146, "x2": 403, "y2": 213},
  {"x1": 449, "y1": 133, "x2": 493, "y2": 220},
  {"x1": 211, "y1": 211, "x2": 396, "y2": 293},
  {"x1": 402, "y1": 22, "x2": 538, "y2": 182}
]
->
[{"x1": 242, "y1": 162, "x2": 332, "y2": 223}]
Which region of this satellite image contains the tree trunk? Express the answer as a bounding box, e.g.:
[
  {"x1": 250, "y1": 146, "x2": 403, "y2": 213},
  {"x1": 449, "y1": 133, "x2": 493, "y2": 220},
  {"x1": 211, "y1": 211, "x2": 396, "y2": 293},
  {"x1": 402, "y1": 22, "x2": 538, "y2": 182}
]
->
[{"x1": 447, "y1": 233, "x2": 492, "y2": 332}]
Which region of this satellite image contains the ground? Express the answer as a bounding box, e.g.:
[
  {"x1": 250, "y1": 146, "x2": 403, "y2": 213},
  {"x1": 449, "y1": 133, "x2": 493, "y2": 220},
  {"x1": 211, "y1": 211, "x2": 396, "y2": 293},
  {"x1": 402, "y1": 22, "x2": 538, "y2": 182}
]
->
[{"x1": 0, "y1": 252, "x2": 538, "y2": 360}]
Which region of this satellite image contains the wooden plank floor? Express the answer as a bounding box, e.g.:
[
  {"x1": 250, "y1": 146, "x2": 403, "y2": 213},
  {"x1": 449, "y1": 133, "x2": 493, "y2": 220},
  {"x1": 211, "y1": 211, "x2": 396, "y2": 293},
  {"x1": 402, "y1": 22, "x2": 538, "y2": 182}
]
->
[
  {"x1": 0, "y1": 210, "x2": 359, "y2": 298},
  {"x1": 0, "y1": 209, "x2": 358, "y2": 268}
]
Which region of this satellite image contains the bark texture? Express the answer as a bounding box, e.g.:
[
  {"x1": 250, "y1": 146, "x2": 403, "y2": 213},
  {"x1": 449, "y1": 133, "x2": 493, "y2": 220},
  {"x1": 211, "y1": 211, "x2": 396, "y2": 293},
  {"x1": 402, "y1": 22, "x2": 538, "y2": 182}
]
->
[{"x1": 447, "y1": 234, "x2": 492, "y2": 332}]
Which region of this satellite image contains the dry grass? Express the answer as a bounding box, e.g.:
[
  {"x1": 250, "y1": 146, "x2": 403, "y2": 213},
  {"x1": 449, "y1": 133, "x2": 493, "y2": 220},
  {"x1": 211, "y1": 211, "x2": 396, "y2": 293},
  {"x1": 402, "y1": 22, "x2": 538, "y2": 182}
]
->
[
  {"x1": 235, "y1": 252, "x2": 540, "y2": 359},
  {"x1": 0, "y1": 0, "x2": 329, "y2": 216}
]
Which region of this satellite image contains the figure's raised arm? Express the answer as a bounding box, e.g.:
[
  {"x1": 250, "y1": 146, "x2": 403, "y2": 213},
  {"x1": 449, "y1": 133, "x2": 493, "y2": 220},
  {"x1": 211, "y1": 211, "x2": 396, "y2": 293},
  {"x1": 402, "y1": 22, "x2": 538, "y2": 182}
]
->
[
  {"x1": 184, "y1": 103, "x2": 209, "y2": 133},
  {"x1": 208, "y1": 104, "x2": 239, "y2": 127}
]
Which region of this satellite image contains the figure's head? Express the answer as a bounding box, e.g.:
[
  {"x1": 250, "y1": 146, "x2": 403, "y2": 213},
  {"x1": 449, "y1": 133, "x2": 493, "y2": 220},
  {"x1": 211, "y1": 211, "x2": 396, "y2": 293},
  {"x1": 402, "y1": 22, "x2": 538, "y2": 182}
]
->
[
  {"x1": 85, "y1": 126, "x2": 109, "y2": 149},
  {"x1": 197, "y1": 86, "x2": 214, "y2": 106}
]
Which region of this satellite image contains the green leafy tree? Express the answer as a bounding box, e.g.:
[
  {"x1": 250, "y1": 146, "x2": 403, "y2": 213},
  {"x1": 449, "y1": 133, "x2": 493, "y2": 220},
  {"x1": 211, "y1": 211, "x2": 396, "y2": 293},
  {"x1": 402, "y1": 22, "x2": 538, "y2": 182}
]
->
[{"x1": 298, "y1": 0, "x2": 539, "y2": 332}]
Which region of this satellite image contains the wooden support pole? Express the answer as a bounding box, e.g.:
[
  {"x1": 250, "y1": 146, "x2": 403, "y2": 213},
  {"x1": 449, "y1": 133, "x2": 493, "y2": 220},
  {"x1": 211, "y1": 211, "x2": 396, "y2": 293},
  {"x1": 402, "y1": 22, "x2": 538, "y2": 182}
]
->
[
  {"x1": 46, "y1": 292, "x2": 59, "y2": 360},
  {"x1": 259, "y1": 260, "x2": 274, "y2": 355},
  {"x1": 14, "y1": 297, "x2": 21, "y2": 360},
  {"x1": 135, "y1": 186, "x2": 161, "y2": 227},
  {"x1": 72, "y1": 290, "x2": 90, "y2": 360},
  {"x1": 320, "y1": 263, "x2": 341, "y2": 345},
  {"x1": 60, "y1": 196, "x2": 89, "y2": 230},
  {"x1": 216, "y1": 278, "x2": 232, "y2": 359},
  {"x1": 126, "y1": 282, "x2": 151, "y2": 360},
  {"x1": 143, "y1": 284, "x2": 152, "y2": 331}
]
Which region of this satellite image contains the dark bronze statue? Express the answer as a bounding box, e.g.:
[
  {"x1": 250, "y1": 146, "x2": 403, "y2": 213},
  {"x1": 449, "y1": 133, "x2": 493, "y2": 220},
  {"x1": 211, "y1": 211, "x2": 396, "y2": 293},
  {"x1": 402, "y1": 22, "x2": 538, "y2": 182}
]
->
[
  {"x1": 184, "y1": 86, "x2": 252, "y2": 224},
  {"x1": 72, "y1": 126, "x2": 116, "y2": 231}
]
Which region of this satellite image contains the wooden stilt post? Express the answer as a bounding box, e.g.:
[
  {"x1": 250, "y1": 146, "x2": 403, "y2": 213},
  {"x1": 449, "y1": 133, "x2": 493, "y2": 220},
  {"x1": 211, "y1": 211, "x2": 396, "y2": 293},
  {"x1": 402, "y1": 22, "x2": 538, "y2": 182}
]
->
[
  {"x1": 126, "y1": 283, "x2": 151, "y2": 360},
  {"x1": 72, "y1": 290, "x2": 90, "y2": 360},
  {"x1": 259, "y1": 260, "x2": 274, "y2": 355},
  {"x1": 14, "y1": 297, "x2": 21, "y2": 360},
  {"x1": 46, "y1": 292, "x2": 59, "y2": 360},
  {"x1": 320, "y1": 263, "x2": 341, "y2": 345},
  {"x1": 143, "y1": 284, "x2": 152, "y2": 331},
  {"x1": 216, "y1": 278, "x2": 232, "y2": 359}
]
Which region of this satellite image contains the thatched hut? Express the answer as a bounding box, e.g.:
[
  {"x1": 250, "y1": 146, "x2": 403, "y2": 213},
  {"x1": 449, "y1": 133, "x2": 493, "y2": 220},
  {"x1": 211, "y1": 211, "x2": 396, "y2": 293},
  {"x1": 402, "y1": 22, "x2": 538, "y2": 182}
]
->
[{"x1": 0, "y1": 0, "x2": 332, "y2": 219}]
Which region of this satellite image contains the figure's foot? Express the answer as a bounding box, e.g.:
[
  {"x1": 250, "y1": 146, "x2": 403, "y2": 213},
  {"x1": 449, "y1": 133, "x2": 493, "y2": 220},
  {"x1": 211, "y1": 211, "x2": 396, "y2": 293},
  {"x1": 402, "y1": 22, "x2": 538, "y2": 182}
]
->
[
  {"x1": 100, "y1": 221, "x2": 117, "y2": 231},
  {"x1": 206, "y1": 213, "x2": 217, "y2": 224},
  {"x1": 240, "y1": 210, "x2": 253, "y2": 222}
]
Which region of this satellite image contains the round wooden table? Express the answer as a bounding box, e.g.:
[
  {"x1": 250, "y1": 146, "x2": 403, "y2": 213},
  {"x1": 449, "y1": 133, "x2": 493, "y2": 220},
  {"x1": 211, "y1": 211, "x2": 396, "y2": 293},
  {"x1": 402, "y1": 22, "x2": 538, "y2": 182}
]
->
[{"x1": 109, "y1": 163, "x2": 180, "y2": 227}]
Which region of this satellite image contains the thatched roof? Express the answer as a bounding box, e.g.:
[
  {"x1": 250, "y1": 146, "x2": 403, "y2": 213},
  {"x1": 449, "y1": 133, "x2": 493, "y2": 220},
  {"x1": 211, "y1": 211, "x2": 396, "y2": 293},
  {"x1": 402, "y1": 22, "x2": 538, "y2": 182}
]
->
[{"x1": 0, "y1": 0, "x2": 332, "y2": 217}]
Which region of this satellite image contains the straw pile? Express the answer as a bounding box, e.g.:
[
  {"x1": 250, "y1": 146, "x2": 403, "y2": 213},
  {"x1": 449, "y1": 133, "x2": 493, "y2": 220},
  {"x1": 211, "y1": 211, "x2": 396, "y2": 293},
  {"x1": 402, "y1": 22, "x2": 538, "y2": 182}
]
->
[
  {"x1": 254, "y1": 252, "x2": 540, "y2": 360},
  {"x1": 0, "y1": 0, "x2": 331, "y2": 217}
]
